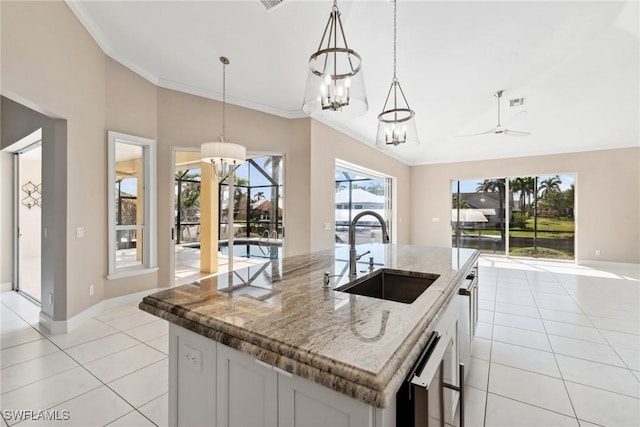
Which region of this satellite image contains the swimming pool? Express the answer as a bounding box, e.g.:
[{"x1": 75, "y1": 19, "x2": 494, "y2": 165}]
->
[{"x1": 218, "y1": 242, "x2": 282, "y2": 259}]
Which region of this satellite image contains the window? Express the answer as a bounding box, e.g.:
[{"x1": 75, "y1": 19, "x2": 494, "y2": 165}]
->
[
  {"x1": 107, "y1": 131, "x2": 157, "y2": 278},
  {"x1": 335, "y1": 160, "x2": 393, "y2": 246},
  {"x1": 218, "y1": 155, "x2": 284, "y2": 260},
  {"x1": 451, "y1": 174, "x2": 575, "y2": 260}
]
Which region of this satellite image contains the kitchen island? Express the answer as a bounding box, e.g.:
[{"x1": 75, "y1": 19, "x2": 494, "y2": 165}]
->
[{"x1": 140, "y1": 244, "x2": 479, "y2": 426}]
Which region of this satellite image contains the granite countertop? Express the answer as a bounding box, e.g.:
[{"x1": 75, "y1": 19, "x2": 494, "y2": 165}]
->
[{"x1": 139, "y1": 244, "x2": 478, "y2": 408}]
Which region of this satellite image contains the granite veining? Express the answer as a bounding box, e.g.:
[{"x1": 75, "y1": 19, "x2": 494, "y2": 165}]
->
[{"x1": 139, "y1": 244, "x2": 478, "y2": 408}]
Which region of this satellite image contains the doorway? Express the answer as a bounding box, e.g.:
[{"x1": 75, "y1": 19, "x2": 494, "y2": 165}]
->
[
  {"x1": 172, "y1": 149, "x2": 203, "y2": 286},
  {"x1": 170, "y1": 150, "x2": 285, "y2": 286},
  {"x1": 15, "y1": 141, "x2": 43, "y2": 302}
]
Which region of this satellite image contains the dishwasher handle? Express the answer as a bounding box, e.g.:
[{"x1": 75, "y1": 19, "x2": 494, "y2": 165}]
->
[{"x1": 410, "y1": 333, "x2": 451, "y2": 389}]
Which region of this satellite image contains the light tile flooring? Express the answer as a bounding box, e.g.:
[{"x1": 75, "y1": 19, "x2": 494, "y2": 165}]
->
[{"x1": 1, "y1": 256, "x2": 638, "y2": 426}]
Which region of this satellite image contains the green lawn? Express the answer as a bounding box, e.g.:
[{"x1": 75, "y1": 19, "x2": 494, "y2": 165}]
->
[
  {"x1": 509, "y1": 247, "x2": 573, "y2": 260},
  {"x1": 524, "y1": 217, "x2": 575, "y2": 232},
  {"x1": 458, "y1": 217, "x2": 575, "y2": 239}
]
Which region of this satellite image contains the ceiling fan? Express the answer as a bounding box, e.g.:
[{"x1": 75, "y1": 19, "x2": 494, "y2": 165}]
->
[{"x1": 457, "y1": 90, "x2": 531, "y2": 137}]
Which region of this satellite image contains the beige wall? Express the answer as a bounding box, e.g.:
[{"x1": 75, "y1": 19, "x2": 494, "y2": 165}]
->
[
  {"x1": 2, "y1": 0, "x2": 102, "y2": 319},
  {"x1": 1, "y1": 1, "x2": 159, "y2": 317},
  {"x1": 156, "y1": 88, "x2": 313, "y2": 285},
  {"x1": 103, "y1": 58, "x2": 159, "y2": 299},
  {"x1": 410, "y1": 147, "x2": 640, "y2": 263},
  {"x1": 309, "y1": 121, "x2": 411, "y2": 251}
]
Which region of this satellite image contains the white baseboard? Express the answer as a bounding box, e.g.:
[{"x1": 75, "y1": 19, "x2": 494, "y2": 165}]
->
[
  {"x1": 104, "y1": 287, "x2": 164, "y2": 310},
  {"x1": 39, "y1": 301, "x2": 105, "y2": 334},
  {"x1": 40, "y1": 287, "x2": 166, "y2": 334},
  {"x1": 1, "y1": 282, "x2": 12, "y2": 291},
  {"x1": 578, "y1": 260, "x2": 640, "y2": 270}
]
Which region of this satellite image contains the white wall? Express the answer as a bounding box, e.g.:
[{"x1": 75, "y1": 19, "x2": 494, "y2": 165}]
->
[
  {"x1": 18, "y1": 156, "x2": 41, "y2": 259},
  {"x1": 0, "y1": 151, "x2": 13, "y2": 285}
]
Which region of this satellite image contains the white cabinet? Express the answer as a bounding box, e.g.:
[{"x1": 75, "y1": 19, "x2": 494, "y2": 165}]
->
[
  {"x1": 278, "y1": 370, "x2": 376, "y2": 427},
  {"x1": 168, "y1": 324, "x2": 217, "y2": 427},
  {"x1": 216, "y1": 344, "x2": 278, "y2": 427},
  {"x1": 169, "y1": 324, "x2": 389, "y2": 427}
]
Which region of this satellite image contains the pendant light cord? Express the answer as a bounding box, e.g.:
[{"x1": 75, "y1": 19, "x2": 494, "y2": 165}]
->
[
  {"x1": 222, "y1": 60, "x2": 226, "y2": 139},
  {"x1": 393, "y1": 0, "x2": 397, "y2": 81}
]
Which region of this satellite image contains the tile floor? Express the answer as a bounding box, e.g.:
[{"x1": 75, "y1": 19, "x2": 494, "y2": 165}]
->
[{"x1": 1, "y1": 256, "x2": 638, "y2": 426}]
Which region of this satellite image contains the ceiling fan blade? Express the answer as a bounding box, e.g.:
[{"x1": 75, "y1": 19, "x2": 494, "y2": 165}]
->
[
  {"x1": 454, "y1": 129, "x2": 496, "y2": 137},
  {"x1": 503, "y1": 129, "x2": 531, "y2": 137}
]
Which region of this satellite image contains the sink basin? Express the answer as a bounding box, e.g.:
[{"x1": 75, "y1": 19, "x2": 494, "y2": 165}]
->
[{"x1": 335, "y1": 270, "x2": 440, "y2": 304}]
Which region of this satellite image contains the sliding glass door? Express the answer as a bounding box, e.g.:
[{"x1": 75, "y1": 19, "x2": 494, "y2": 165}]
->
[
  {"x1": 451, "y1": 179, "x2": 506, "y2": 254},
  {"x1": 452, "y1": 174, "x2": 575, "y2": 260},
  {"x1": 218, "y1": 155, "x2": 283, "y2": 260},
  {"x1": 508, "y1": 174, "x2": 575, "y2": 260}
]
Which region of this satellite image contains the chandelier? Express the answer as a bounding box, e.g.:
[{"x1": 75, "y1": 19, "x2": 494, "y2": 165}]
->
[
  {"x1": 201, "y1": 56, "x2": 246, "y2": 180},
  {"x1": 376, "y1": 0, "x2": 419, "y2": 148},
  {"x1": 302, "y1": 0, "x2": 368, "y2": 119}
]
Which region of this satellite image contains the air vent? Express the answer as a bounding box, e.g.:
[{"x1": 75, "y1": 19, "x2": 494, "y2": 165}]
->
[
  {"x1": 510, "y1": 97, "x2": 526, "y2": 107},
  {"x1": 261, "y1": 0, "x2": 283, "y2": 10}
]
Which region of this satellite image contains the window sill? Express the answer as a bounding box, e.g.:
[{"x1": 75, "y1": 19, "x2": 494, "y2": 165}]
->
[{"x1": 107, "y1": 267, "x2": 159, "y2": 281}]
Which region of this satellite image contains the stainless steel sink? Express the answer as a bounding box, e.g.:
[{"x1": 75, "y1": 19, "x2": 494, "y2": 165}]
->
[{"x1": 335, "y1": 270, "x2": 440, "y2": 304}]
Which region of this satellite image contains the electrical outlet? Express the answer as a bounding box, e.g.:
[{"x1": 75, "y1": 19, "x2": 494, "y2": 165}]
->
[
  {"x1": 323, "y1": 222, "x2": 331, "y2": 231},
  {"x1": 181, "y1": 343, "x2": 202, "y2": 372},
  {"x1": 89, "y1": 285, "x2": 95, "y2": 296},
  {"x1": 76, "y1": 227, "x2": 84, "y2": 238},
  {"x1": 48, "y1": 293, "x2": 53, "y2": 304},
  {"x1": 595, "y1": 249, "x2": 601, "y2": 256}
]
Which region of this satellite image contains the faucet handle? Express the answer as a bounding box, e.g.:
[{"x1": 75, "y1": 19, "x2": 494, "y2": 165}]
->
[{"x1": 355, "y1": 250, "x2": 371, "y2": 261}]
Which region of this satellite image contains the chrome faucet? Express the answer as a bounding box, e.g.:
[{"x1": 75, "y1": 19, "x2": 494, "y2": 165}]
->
[{"x1": 349, "y1": 210, "x2": 390, "y2": 278}]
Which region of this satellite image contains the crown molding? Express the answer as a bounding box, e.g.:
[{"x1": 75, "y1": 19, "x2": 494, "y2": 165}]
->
[
  {"x1": 156, "y1": 78, "x2": 306, "y2": 120},
  {"x1": 66, "y1": 1, "x2": 160, "y2": 85}
]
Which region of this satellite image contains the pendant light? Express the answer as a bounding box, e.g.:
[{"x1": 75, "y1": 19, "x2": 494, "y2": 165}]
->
[
  {"x1": 201, "y1": 56, "x2": 246, "y2": 180},
  {"x1": 302, "y1": 0, "x2": 368, "y2": 119},
  {"x1": 376, "y1": 0, "x2": 419, "y2": 148}
]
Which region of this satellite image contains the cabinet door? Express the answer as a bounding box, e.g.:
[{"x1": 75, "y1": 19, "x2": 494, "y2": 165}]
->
[
  {"x1": 169, "y1": 325, "x2": 216, "y2": 427},
  {"x1": 278, "y1": 373, "x2": 374, "y2": 427},
  {"x1": 216, "y1": 344, "x2": 278, "y2": 427}
]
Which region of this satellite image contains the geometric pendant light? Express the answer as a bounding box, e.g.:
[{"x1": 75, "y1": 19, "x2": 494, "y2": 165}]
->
[
  {"x1": 302, "y1": 0, "x2": 368, "y2": 119},
  {"x1": 375, "y1": 0, "x2": 419, "y2": 148}
]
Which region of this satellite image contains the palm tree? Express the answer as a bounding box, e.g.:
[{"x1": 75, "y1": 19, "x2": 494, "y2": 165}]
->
[
  {"x1": 539, "y1": 175, "x2": 562, "y2": 198},
  {"x1": 510, "y1": 177, "x2": 536, "y2": 216},
  {"x1": 520, "y1": 177, "x2": 535, "y2": 216}
]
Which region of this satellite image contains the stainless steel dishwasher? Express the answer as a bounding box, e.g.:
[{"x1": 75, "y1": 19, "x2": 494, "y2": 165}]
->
[
  {"x1": 396, "y1": 331, "x2": 465, "y2": 427},
  {"x1": 458, "y1": 265, "x2": 478, "y2": 377}
]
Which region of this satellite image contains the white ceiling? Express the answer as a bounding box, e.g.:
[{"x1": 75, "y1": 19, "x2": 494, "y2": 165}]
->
[{"x1": 67, "y1": 0, "x2": 639, "y2": 165}]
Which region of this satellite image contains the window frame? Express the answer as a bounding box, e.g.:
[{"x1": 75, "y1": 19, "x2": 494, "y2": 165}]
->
[
  {"x1": 107, "y1": 131, "x2": 157, "y2": 279},
  {"x1": 334, "y1": 159, "x2": 395, "y2": 245}
]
